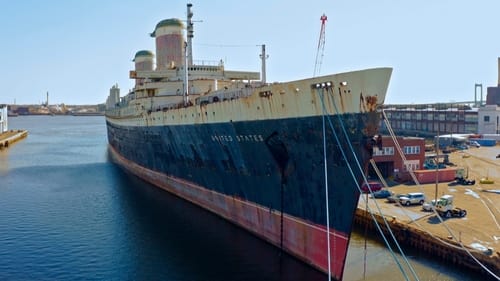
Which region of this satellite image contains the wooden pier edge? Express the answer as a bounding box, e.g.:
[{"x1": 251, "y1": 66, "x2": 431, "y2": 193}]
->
[
  {"x1": 0, "y1": 130, "x2": 28, "y2": 149},
  {"x1": 353, "y1": 208, "x2": 500, "y2": 277}
]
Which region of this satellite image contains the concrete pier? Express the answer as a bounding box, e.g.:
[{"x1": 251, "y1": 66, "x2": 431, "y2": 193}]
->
[
  {"x1": 0, "y1": 130, "x2": 28, "y2": 149},
  {"x1": 354, "y1": 206, "x2": 499, "y2": 277},
  {"x1": 354, "y1": 144, "x2": 500, "y2": 278}
]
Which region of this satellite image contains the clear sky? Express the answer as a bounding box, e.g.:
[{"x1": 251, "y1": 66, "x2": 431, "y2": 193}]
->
[{"x1": 1, "y1": 0, "x2": 498, "y2": 105}]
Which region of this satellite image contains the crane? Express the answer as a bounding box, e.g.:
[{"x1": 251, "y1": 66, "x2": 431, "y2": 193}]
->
[{"x1": 313, "y1": 14, "x2": 327, "y2": 77}]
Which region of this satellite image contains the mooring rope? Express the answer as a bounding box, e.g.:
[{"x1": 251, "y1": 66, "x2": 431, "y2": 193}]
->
[
  {"x1": 316, "y1": 88, "x2": 413, "y2": 281},
  {"x1": 326, "y1": 88, "x2": 419, "y2": 281},
  {"x1": 321, "y1": 105, "x2": 332, "y2": 281},
  {"x1": 381, "y1": 110, "x2": 500, "y2": 280}
]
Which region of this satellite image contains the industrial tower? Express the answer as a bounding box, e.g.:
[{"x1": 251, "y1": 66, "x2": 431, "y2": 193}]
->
[{"x1": 314, "y1": 14, "x2": 327, "y2": 77}]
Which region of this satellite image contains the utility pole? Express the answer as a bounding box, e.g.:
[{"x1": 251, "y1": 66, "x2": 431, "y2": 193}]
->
[{"x1": 435, "y1": 106, "x2": 440, "y2": 203}]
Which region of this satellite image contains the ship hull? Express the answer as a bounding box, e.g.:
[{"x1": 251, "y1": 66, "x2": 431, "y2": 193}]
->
[
  {"x1": 109, "y1": 144, "x2": 350, "y2": 277},
  {"x1": 106, "y1": 68, "x2": 392, "y2": 280}
]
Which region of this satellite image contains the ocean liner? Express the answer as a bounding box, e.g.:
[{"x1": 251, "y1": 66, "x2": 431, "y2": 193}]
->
[{"x1": 105, "y1": 4, "x2": 392, "y2": 280}]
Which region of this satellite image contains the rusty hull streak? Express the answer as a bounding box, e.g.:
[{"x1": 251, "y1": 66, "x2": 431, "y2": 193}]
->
[
  {"x1": 359, "y1": 92, "x2": 381, "y2": 136},
  {"x1": 338, "y1": 87, "x2": 346, "y2": 113},
  {"x1": 362, "y1": 114, "x2": 380, "y2": 137},
  {"x1": 359, "y1": 92, "x2": 366, "y2": 113},
  {"x1": 365, "y1": 95, "x2": 378, "y2": 112},
  {"x1": 359, "y1": 92, "x2": 378, "y2": 113}
]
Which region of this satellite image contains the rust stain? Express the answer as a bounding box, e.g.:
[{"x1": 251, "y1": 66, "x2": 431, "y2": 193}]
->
[
  {"x1": 337, "y1": 87, "x2": 345, "y2": 113},
  {"x1": 360, "y1": 92, "x2": 378, "y2": 113},
  {"x1": 365, "y1": 95, "x2": 378, "y2": 112},
  {"x1": 359, "y1": 92, "x2": 366, "y2": 113}
]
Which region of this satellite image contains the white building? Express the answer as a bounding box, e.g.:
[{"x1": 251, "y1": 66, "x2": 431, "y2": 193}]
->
[
  {"x1": 106, "y1": 84, "x2": 120, "y2": 110},
  {"x1": 0, "y1": 105, "x2": 8, "y2": 133},
  {"x1": 477, "y1": 105, "x2": 500, "y2": 134}
]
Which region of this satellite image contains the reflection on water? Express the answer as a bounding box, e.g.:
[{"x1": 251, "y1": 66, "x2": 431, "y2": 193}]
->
[{"x1": 0, "y1": 146, "x2": 10, "y2": 176}]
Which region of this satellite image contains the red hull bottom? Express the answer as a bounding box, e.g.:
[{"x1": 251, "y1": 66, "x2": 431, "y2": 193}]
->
[{"x1": 109, "y1": 145, "x2": 350, "y2": 280}]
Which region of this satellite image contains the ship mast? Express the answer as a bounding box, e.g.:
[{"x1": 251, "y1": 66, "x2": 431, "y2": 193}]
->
[
  {"x1": 184, "y1": 42, "x2": 189, "y2": 106},
  {"x1": 183, "y1": 3, "x2": 194, "y2": 106},
  {"x1": 186, "y1": 3, "x2": 194, "y2": 66},
  {"x1": 260, "y1": 44, "x2": 268, "y2": 83}
]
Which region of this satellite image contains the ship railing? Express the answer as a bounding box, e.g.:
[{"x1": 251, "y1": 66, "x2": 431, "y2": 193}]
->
[
  {"x1": 194, "y1": 87, "x2": 252, "y2": 106},
  {"x1": 105, "y1": 108, "x2": 121, "y2": 118},
  {"x1": 192, "y1": 59, "x2": 224, "y2": 67},
  {"x1": 108, "y1": 86, "x2": 255, "y2": 116},
  {"x1": 151, "y1": 102, "x2": 187, "y2": 112}
]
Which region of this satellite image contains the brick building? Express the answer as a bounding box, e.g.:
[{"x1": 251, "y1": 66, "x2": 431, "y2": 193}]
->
[{"x1": 371, "y1": 136, "x2": 425, "y2": 181}]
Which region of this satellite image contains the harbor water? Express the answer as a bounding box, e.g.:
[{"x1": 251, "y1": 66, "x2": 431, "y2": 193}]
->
[{"x1": 0, "y1": 116, "x2": 482, "y2": 280}]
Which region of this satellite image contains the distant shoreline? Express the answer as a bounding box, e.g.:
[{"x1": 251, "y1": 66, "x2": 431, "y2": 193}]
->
[
  {"x1": 71, "y1": 112, "x2": 104, "y2": 116},
  {"x1": 6, "y1": 104, "x2": 105, "y2": 116},
  {"x1": 10, "y1": 113, "x2": 104, "y2": 116}
]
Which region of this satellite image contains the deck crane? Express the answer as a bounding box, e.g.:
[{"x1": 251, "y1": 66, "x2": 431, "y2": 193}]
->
[{"x1": 313, "y1": 14, "x2": 327, "y2": 77}]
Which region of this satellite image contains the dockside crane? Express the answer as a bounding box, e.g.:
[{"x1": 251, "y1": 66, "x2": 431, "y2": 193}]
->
[{"x1": 314, "y1": 14, "x2": 327, "y2": 77}]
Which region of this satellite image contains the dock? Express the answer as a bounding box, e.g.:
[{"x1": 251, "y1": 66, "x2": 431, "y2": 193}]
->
[
  {"x1": 354, "y1": 144, "x2": 500, "y2": 277},
  {"x1": 0, "y1": 130, "x2": 28, "y2": 149}
]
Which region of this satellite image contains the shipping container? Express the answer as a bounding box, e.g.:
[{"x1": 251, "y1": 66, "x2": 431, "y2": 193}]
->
[
  {"x1": 413, "y1": 168, "x2": 458, "y2": 184},
  {"x1": 469, "y1": 138, "x2": 497, "y2": 147}
]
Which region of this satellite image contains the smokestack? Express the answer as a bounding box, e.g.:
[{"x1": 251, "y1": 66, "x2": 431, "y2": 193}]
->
[{"x1": 151, "y1": 19, "x2": 184, "y2": 70}]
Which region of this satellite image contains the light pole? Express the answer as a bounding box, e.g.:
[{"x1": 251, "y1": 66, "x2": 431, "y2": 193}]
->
[{"x1": 434, "y1": 105, "x2": 440, "y2": 203}]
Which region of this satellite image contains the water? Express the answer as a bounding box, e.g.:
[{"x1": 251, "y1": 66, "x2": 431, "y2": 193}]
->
[{"x1": 0, "y1": 116, "x2": 485, "y2": 280}]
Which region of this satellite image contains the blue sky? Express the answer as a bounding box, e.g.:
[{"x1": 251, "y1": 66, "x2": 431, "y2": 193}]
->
[{"x1": 1, "y1": 0, "x2": 498, "y2": 105}]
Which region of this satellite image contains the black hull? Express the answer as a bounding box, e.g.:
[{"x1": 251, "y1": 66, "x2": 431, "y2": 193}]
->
[{"x1": 107, "y1": 113, "x2": 375, "y2": 234}]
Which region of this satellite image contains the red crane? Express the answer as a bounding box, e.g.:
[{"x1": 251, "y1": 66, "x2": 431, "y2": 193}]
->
[{"x1": 314, "y1": 14, "x2": 328, "y2": 77}]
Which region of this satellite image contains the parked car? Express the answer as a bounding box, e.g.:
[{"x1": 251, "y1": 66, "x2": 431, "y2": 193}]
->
[
  {"x1": 454, "y1": 177, "x2": 475, "y2": 185},
  {"x1": 422, "y1": 199, "x2": 437, "y2": 211},
  {"x1": 468, "y1": 140, "x2": 480, "y2": 148},
  {"x1": 387, "y1": 193, "x2": 408, "y2": 203},
  {"x1": 399, "y1": 192, "x2": 426, "y2": 206},
  {"x1": 360, "y1": 181, "x2": 383, "y2": 193},
  {"x1": 371, "y1": 189, "x2": 393, "y2": 199}
]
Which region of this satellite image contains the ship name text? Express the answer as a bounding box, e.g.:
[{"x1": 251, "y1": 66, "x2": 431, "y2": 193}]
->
[{"x1": 211, "y1": 134, "x2": 264, "y2": 143}]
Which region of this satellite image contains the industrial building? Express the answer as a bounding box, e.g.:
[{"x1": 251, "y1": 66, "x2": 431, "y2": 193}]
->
[
  {"x1": 478, "y1": 105, "x2": 500, "y2": 134},
  {"x1": 382, "y1": 58, "x2": 500, "y2": 136},
  {"x1": 381, "y1": 104, "x2": 478, "y2": 137}
]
